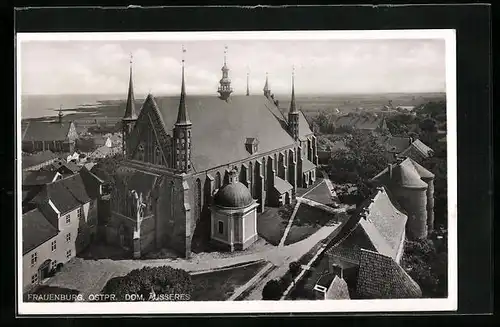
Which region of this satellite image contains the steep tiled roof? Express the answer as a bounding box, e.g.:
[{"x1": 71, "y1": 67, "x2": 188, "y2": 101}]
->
[
  {"x1": 400, "y1": 139, "x2": 433, "y2": 158},
  {"x1": 326, "y1": 187, "x2": 407, "y2": 261},
  {"x1": 79, "y1": 167, "x2": 103, "y2": 199},
  {"x1": 356, "y1": 249, "x2": 422, "y2": 299},
  {"x1": 144, "y1": 95, "x2": 314, "y2": 172},
  {"x1": 23, "y1": 170, "x2": 60, "y2": 186},
  {"x1": 407, "y1": 158, "x2": 434, "y2": 179},
  {"x1": 326, "y1": 275, "x2": 351, "y2": 300},
  {"x1": 22, "y1": 150, "x2": 58, "y2": 169},
  {"x1": 33, "y1": 174, "x2": 94, "y2": 215},
  {"x1": 22, "y1": 121, "x2": 71, "y2": 142},
  {"x1": 274, "y1": 176, "x2": 293, "y2": 194},
  {"x1": 22, "y1": 208, "x2": 58, "y2": 255}
]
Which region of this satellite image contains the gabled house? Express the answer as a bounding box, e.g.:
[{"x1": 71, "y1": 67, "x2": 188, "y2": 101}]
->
[
  {"x1": 312, "y1": 186, "x2": 421, "y2": 300},
  {"x1": 23, "y1": 172, "x2": 103, "y2": 292},
  {"x1": 22, "y1": 121, "x2": 78, "y2": 153}
]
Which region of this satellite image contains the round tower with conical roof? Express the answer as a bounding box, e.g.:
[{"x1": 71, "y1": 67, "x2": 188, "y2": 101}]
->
[{"x1": 391, "y1": 159, "x2": 428, "y2": 239}]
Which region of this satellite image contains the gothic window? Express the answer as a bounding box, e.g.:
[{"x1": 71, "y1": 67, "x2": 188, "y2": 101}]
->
[
  {"x1": 215, "y1": 172, "x2": 221, "y2": 190},
  {"x1": 218, "y1": 221, "x2": 224, "y2": 234},
  {"x1": 274, "y1": 153, "x2": 278, "y2": 171},
  {"x1": 170, "y1": 182, "x2": 175, "y2": 220},
  {"x1": 194, "y1": 179, "x2": 202, "y2": 222},
  {"x1": 155, "y1": 146, "x2": 162, "y2": 166},
  {"x1": 248, "y1": 162, "x2": 253, "y2": 195},
  {"x1": 137, "y1": 144, "x2": 145, "y2": 161}
]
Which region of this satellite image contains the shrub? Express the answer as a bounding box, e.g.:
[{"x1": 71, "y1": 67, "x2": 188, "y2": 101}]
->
[
  {"x1": 101, "y1": 266, "x2": 194, "y2": 301},
  {"x1": 289, "y1": 261, "x2": 301, "y2": 279},
  {"x1": 262, "y1": 279, "x2": 283, "y2": 300}
]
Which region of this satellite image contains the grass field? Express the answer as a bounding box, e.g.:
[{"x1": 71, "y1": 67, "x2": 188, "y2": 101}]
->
[
  {"x1": 190, "y1": 261, "x2": 268, "y2": 301},
  {"x1": 257, "y1": 202, "x2": 296, "y2": 246},
  {"x1": 283, "y1": 203, "x2": 337, "y2": 246}
]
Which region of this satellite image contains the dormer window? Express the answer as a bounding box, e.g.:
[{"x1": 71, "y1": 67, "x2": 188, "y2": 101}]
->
[{"x1": 245, "y1": 137, "x2": 259, "y2": 155}]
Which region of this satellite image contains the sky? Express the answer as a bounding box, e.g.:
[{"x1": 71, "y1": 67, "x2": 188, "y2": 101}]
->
[{"x1": 20, "y1": 38, "x2": 446, "y2": 96}]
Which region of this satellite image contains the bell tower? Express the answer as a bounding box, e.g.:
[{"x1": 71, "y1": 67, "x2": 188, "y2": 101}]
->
[
  {"x1": 173, "y1": 46, "x2": 192, "y2": 173},
  {"x1": 217, "y1": 46, "x2": 233, "y2": 101},
  {"x1": 122, "y1": 53, "x2": 138, "y2": 157},
  {"x1": 288, "y1": 66, "x2": 299, "y2": 140}
]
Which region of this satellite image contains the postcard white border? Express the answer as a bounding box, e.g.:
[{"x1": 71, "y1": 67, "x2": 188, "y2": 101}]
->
[{"x1": 16, "y1": 29, "x2": 457, "y2": 315}]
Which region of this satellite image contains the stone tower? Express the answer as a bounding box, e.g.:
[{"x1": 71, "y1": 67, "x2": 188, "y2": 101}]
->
[
  {"x1": 122, "y1": 54, "x2": 138, "y2": 157},
  {"x1": 217, "y1": 46, "x2": 233, "y2": 101},
  {"x1": 288, "y1": 67, "x2": 299, "y2": 140},
  {"x1": 173, "y1": 46, "x2": 192, "y2": 173}
]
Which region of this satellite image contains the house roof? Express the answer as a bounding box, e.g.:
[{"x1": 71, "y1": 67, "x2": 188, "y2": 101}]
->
[
  {"x1": 23, "y1": 170, "x2": 60, "y2": 186},
  {"x1": 79, "y1": 167, "x2": 103, "y2": 199},
  {"x1": 274, "y1": 175, "x2": 293, "y2": 194},
  {"x1": 22, "y1": 208, "x2": 58, "y2": 255},
  {"x1": 326, "y1": 187, "x2": 407, "y2": 261},
  {"x1": 302, "y1": 158, "x2": 316, "y2": 172},
  {"x1": 33, "y1": 173, "x2": 94, "y2": 215},
  {"x1": 356, "y1": 249, "x2": 422, "y2": 299},
  {"x1": 22, "y1": 121, "x2": 72, "y2": 142},
  {"x1": 399, "y1": 139, "x2": 434, "y2": 161},
  {"x1": 382, "y1": 136, "x2": 411, "y2": 153},
  {"x1": 326, "y1": 275, "x2": 351, "y2": 300},
  {"x1": 142, "y1": 95, "x2": 314, "y2": 172},
  {"x1": 22, "y1": 150, "x2": 58, "y2": 169}
]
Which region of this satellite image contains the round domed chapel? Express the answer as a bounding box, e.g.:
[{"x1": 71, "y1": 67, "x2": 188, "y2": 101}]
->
[{"x1": 210, "y1": 168, "x2": 259, "y2": 251}]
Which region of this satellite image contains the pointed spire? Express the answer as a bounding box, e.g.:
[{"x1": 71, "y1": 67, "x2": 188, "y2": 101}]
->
[
  {"x1": 246, "y1": 71, "x2": 250, "y2": 96},
  {"x1": 263, "y1": 72, "x2": 269, "y2": 92},
  {"x1": 124, "y1": 53, "x2": 137, "y2": 120},
  {"x1": 290, "y1": 65, "x2": 297, "y2": 113},
  {"x1": 176, "y1": 45, "x2": 191, "y2": 125},
  {"x1": 223, "y1": 45, "x2": 228, "y2": 66}
]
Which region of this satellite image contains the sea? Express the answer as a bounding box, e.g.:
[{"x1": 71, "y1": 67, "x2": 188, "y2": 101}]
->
[{"x1": 20, "y1": 92, "x2": 446, "y2": 120}]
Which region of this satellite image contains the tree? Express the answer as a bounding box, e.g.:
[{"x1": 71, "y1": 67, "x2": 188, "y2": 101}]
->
[
  {"x1": 101, "y1": 266, "x2": 194, "y2": 301},
  {"x1": 328, "y1": 130, "x2": 389, "y2": 183},
  {"x1": 262, "y1": 279, "x2": 283, "y2": 300},
  {"x1": 289, "y1": 261, "x2": 301, "y2": 279},
  {"x1": 401, "y1": 239, "x2": 447, "y2": 298}
]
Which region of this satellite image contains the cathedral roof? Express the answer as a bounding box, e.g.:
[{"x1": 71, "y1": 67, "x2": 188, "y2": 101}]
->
[
  {"x1": 148, "y1": 95, "x2": 314, "y2": 171},
  {"x1": 213, "y1": 181, "x2": 254, "y2": 209},
  {"x1": 22, "y1": 121, "x2": 73, "y2": 142}
]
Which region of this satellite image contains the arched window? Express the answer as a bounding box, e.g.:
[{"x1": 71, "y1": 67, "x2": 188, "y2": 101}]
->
[
  {"x1": 274, "y1": 153, "x2": 278, "y2": 171},
  {"x1": 137, "y1": 144, "x2": 145, "y2": 161},
  {"x1": 215, "y1": 172, "x2": 221, "y2": 190},
  {"x1": 170, "y1": 182, "x2": 175, "y2": 220},
  {"x1": 248, "y1": 162, "x2": 253, "y2": 196},
  {"x1": 194, "y1": 178, "x2": 202, "y2": 222},
  {"x1": 155, "y1": 146, "x2": 162, "y2": 165}
]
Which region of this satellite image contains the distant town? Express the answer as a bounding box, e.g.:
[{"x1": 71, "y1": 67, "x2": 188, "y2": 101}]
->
[{"x1": 21, "y1": 46, "x2": 448, "y2": 303}]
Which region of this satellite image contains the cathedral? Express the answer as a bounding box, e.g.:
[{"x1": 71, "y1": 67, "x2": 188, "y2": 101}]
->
[{"x1": 106, "y1": 49, "x2": 319, "y2": 259}]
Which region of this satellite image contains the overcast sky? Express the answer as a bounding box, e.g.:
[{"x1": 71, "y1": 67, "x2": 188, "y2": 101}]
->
[{"x1": 20, "y1": 38, "x2": 446, "y2": 96}]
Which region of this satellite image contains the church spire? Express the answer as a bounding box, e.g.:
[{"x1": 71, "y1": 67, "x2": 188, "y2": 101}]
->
[
  {"x1": 173, "y1": 45, "x2": 192, "y2": 173},
  {"x1": 123, "y1": 53, "x2": 137, "y2": 119},
  {"x1": 217, "y1": 45, "x2": 233, "y2": 101},
  {"x1": 288, "y1": 66, "x2": 299, "y2": 140},
  {"x1": 246, "y1": 71, "x2": 250, "y2": 96},
  {"x1": 175, "y1": 45, "x2": 191, "y2": 126},
  {"x1": 289, "y1": 65, "x2": 297, "y2": 113},
  {"x1": 263, "y1": 72, "x2": 271, "y2": 98}
]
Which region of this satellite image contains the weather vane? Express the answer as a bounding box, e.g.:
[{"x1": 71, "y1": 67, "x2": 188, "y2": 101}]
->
[
  {"x1": 130, "y1": 52, "x2": 133, "y2": 65},
  {"x1": 182, "y1": 45, "x2": 186, "y2": 64}
]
